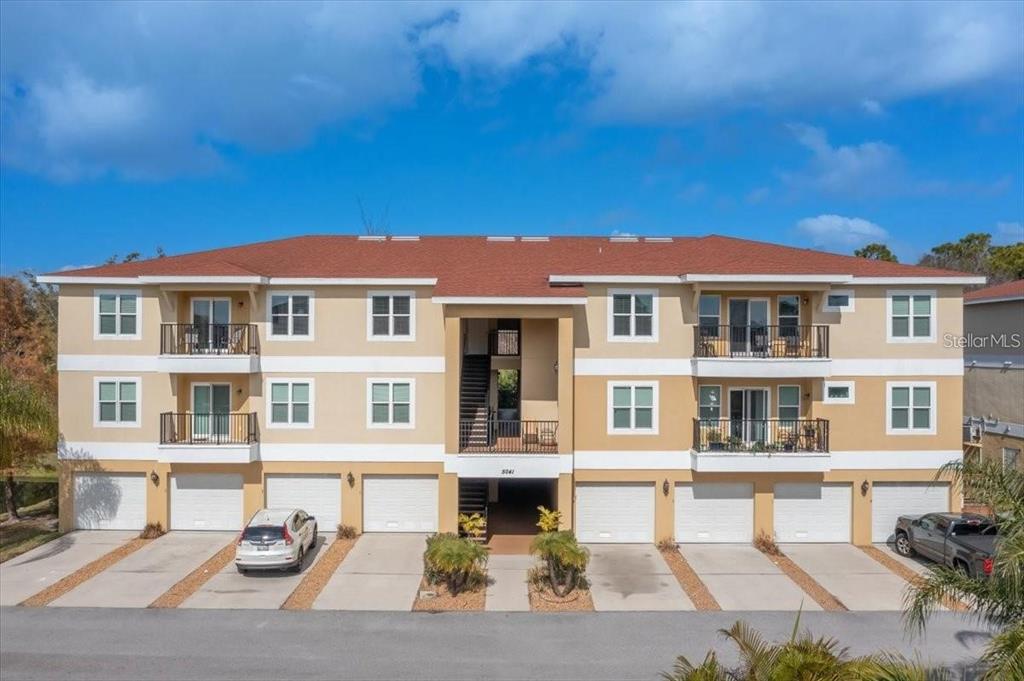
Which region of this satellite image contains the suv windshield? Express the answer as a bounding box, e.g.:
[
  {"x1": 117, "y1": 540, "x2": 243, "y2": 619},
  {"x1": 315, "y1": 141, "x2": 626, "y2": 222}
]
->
[
  {"x1": 243, "y1": 525, "x2": 285, "y2": 542},
  {"x1": 951, "y1": 521, "x2": 997, "y2": 536}
]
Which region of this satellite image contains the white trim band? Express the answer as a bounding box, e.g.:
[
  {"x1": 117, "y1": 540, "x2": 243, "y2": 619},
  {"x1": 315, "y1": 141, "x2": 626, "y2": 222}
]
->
[
  {"x1": 830, "y1": 359, "x2": 963, "y2": 376},
  {"x1": 573, "y1": 450, "x2": 693, "y2": 470},
  {"x1": 444, "y1": 454, "x2": 573, "y2": 478},
  {"x1": 575, "y1": 358, "x2": 693, "y2": 376},
  {"x1": 58, "y1": 354, "x2": 446, "y2": 373},
  {"x1": 830, "y1": 450, "x2": 962, "y2": 469},
  {"x1": 432, "y1": 296, "x2": 586, "y2": 305},
  {"x1": 260, "y1": 356, "x2": 444, "y2": 373},
  {"x1": 259, "y1": 443, "x2": 444, "y2": 462}
]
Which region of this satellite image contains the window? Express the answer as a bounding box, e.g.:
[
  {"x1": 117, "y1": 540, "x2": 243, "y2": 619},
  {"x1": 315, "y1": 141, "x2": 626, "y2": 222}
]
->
[
  {"x1": 888, "y1": 290, "x2": 935, "y2": 342},
  {"x1": 698, "y1": 295, "x2": 721, "y2": 337},
  {"x1": 608, "y1": 289, "x2": 657, "y2": 341},
  {"x1": 823, "y1": 289, "x2": 854, "y2": 312},
  {"x1": 268, "y1": 292, "x2": 312, "y2": 339},
  {"x1": 367, "y1": 292, "x2": 414, "y2": 341},
  {"x1": 698, "y1": 386, "x2": 721, "y2": 421},
  {"x1": 1004, "y1": 448, "x2": 1021, "y2": 471},
  {"x1": 94, "y1": 378, "x2": 140, "y2": 427},
  {"x1": 607, "y1": 382, "x2": 658, "y2": 434},
  {"x1": 95, "y1": 290, "x2": 140, "y2": 339},
  {"x1": 823, "y1": 381, "x2": 855, "y2": 404},
  {"x1": 267, "y1": 379, "x2": 313, "y2": 427},
  {"x1": 778, "y1": 386, "x2": 800, "y2": 422},
  {"x1": 367, "y1": 379, "x2": 414, "y2": 428},
  {"x1": 778, "y1": 296, "x2": 800, "y2": 337},
  {"x1": 887, "y1": 382, "x2": 936, "y2": 434}
]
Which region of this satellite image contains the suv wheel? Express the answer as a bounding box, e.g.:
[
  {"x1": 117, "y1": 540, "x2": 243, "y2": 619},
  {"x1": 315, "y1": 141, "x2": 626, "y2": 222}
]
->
[{"x1": 894, "y1": 532, "x2": 914, "y2": 557}]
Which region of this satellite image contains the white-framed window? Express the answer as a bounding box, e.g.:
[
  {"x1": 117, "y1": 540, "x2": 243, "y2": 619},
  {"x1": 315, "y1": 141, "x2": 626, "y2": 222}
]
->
[
  {"x1": 367, "y1": 291, "x2": 415, "y2": 341},
  {"x1": 823, "y1": 380, "x2": 855, "y2": 404},
  {"x1": 94, "y1": 290, "x2": 141, "y2": 339},
  {"x1": 367, "y1": 378, "x2": 415, "y2": 429},
  {"x1": 266, "y1": 378, "x2": 314, "y2": 428},
  {"x1": 607, "y1": 381, "x2": 658, "y2": 434},
  {"x1": 1003, "y1": 447, "x2": 1020, "y2": 471},
  {"x1": 778, "y1": 385, "x2": 801, "y2": 422},
  {"x1": 608, "y1": 289, "x2": 658, "y2": 342},
  {"x1": 93, "y1": 377, "x2": 141, "y2": 427},
  {"x1": 268, "y1": 291, "x2": 313, "y2": 340},
  {"x1": 887, "y1": 290, "x2": 935, "y2": 343},
  {"x1": 698, "y1": 295, "x2": 721, "y2": 338},
  {"x1": 823, "y1": 289, "x2": 855, "y2": 312},
  {"x1": 778, "y1": 296, "x2": 800, "y2": 337},
  {"x1": 698, "y1": 385, "x2": 721, "y2": 421},
  {"x1": 887, "y1": 381, "x2": 936, "y2": 435}
]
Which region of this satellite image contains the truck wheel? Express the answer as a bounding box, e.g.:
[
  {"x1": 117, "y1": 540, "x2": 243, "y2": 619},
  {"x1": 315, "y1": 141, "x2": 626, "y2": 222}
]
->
[{"x1": 894, "y1": 532, "x2": 914, "y2": 557}]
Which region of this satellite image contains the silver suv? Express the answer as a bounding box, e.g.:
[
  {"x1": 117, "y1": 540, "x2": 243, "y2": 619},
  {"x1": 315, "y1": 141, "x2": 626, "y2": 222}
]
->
[{"x1": 235, "y1": 508, "x2": 318, "y2": 573}]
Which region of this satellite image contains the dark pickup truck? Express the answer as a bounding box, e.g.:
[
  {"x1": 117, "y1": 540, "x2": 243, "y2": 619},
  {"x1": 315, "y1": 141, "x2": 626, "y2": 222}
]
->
[{"x1": 894, "y1": 512, "x2": 998, "y2": 578}]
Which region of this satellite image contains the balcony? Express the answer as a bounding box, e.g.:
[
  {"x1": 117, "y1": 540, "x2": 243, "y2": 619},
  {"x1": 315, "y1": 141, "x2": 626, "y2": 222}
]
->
[
  {"x1": 693, "y1": 325, "x2": 831, "y2": 378},
  {"x1": 158, "y1": 323, "x2": 259, "y2": 373},
  {"x1": 158, "y1": 411, "x2": 259, "y2": 463},
  {"x1": 691, "y1": 418, "x2": 830, "y2": 472},
  {"x1": 459, "y1": 419, "x2": 558, "y2": 454}
]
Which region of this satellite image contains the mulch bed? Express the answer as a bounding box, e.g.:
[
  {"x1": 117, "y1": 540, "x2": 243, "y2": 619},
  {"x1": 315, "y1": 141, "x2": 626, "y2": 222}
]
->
[
  {"x1": 660, "y1": 547, "x2": 720, "y2": 611},
  {"x1": 149, "y1": 542, "x2": 236, "y2": 609},
  {"x1": 280, "y1": 537, "x2": 358, "y2": 610},
  {"x1": 528, "y1": 583, "x2": 594, "y2": 612},
  {"x1": 20, "y1": 537, "x2": 152, "y2": 607},
  {"x1": 412, "y1": 578, "x2": 485, "y2": 612},
  {"x1": 756, "y1": 547, "x2": 848, "y2": 612},
  {"x1": 860, "y1": 545, "x2": 967, "y2": 612}
]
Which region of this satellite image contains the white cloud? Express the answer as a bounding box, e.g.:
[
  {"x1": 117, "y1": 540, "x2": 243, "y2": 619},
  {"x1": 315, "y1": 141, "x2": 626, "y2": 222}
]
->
[
  {"x1": 783, "y1": 124, "x2": 901, "y2": 196},
  {"x1": 796, "y1": 214, "x2": 889, "y2": 251},
  {"x1": 860, "y1": 99, "x2": 885, "y2": 116}
]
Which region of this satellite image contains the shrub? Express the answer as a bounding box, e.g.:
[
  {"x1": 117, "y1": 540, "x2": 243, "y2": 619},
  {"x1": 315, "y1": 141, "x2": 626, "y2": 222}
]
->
[
  {"x1": 530, "y1": 530, "x2": 589, "y2": 597},
  {"x1": 536, "y1": 505, "x2": 562, "y2": 533},
  {"x1": 139, "y1": 522, "x2": 165, "y2": 539},
  {"x1": 336, "y1": 524, "x2": 358, "y2": 540},
  {"x1": 754, "y1": 531, "x2": 781, "y2": 556},
  {"x1": 423, "y1": 533, "x2": 488, "y2": 595},
  {"x1": 458, "y1": 512, "x2": 486, "y2": 539},
  {"x1": 656, "y1": 537, "x2": 677, "y2": 552}
]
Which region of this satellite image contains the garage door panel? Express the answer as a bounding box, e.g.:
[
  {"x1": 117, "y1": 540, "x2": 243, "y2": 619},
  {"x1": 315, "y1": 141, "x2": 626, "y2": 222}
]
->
[
  {"x1": 171, "y1": 473, "x2": 243, "y2": 531},
  {"x1": 872, "y1": 482, "x2": 950, "y2": 543},
  {"x1": 363, "y1": 475, "x2": 438, "y2": 532},
  {"x1": 676, "y1": 483, "x2": 753, "y2": 543},
  {"x1": 266, "y1": 474, "x2": 341, "y2": 531},
  {"x1": 74, "y1": 473, "x2": 146, "y2": 530},
  {"x1": 774, "y1": 483, "x2": 851, "y2": 543},
  {"x1": 576, "y1": 483, "x2": 654, "y2": 543}
]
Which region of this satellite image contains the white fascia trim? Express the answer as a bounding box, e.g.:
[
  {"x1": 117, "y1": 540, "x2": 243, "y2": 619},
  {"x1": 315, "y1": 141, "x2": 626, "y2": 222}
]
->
[
  {"x1": 156, "y1": 444, "x2": 258, "y2": 464},
  {"x1": 444, "y1": 454, "x2": 573, "y2": 478},
  {"x1": 830, "y1": 450, "x2": 962, "y2": 469},
  {"x1": 830, "y1": 359, "x2": 963, "y2": 376},
  {"x1": 964, "y1": 295, "x2": 1024, "y2": 305},
  {"x1": 548, "y1": 275, "x2": 682, "y2": 284},
  {"x1": 38, "y1": 276, "x2": 141, "y2": 285},
  {"x1": 575, "y1": 358, "x2": 693, "y2": 376},
  {"x1": 59, "y1": 441, "x2": 158, "y2": 461},
  {"x1": 682, "y1": 274, "x2": 853, "y2": 283},
  {"x1": 573, "y1": 450, "x2": 693, "y2": 470},
  {"x1": 693, "y1": 358, "x2": 832, "y2": 378},
  {"x1": 58, "y1": 354, "x2": 446, "y2": 373},
  {"x1": 140, "y1": 276, "x2": 266, "y2": 284},
  {"x1": 691, "y1": 452, "x2": 831, "y2": 473},
  {"x1": 260, "y1": 356, "x2": 444, "y2": 373},
  {"x1": 259, "y1": 443, "x2": 444, "y2": 462},
  {"x1": 851, "y1": 276, "x2": 986, "y2": 285},
  {"x1": 157, "y1": 355, "x2": 260, "y2": 374},
  {"x1": 60, "y1": 354, "x2": 160, "y2": 372},
  {"x1": 269, "y1": 278, "x2": 437, "y2": 286},
  {"x1": 432, "y1": 296, "x2": 587, "y2": 305}
]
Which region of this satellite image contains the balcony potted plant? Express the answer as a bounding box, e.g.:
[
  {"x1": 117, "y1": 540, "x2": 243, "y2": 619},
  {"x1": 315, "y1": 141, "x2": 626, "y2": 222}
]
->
[{"x1": 706, "y1": 428, "x2": 724, "y2": 451}]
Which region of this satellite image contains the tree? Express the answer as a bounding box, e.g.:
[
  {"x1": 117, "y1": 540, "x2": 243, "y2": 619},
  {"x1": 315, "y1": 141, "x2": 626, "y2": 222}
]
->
[
  {"x1": 854, "y1": 243, "x2": 899, "y2": 262},
  {"x1": 917, "y1": 232, "x2": 1024, "y2": 285},
  {"x1": 0, "y1": 368, "x2": 57, "y2": 518},
  {"x1": 989, "y1": 243, "x2": 1024, "y2": 281}
]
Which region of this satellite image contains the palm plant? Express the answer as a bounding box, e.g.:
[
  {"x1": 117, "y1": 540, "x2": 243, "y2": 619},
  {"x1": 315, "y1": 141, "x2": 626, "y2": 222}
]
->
[
  {"x1": 904, "y1": 459, "x2": 1024, "y2": 680},
  {"x1": 423, "y1": 533, "x2": 487, "y2": 595},
  {"x1": 0, "y1": 367, "x2": 57, "y2": 519},
  {"x1": 530, "y1": 530, "x2": 589, "y2": 597}
]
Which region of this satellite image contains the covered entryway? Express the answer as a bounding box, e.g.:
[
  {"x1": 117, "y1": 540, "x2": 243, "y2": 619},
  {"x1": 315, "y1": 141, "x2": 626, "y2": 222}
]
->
[
  {"x1": 871, "y1": 482, "x2": 950, "y2": 543},
  {"x1": 170, "y1": 473, "x2": 244, "y2": 531},
  {"x1": 676, "y1": 482, "x2": 754, "y2": 543},
  {"x1": 74, "y1": 473, "x2": 146, "y2": 530},
  {"x1": 362, "y1": 475, "x2": 438, "y2": 532},
  {"x1": 266, "y1": 474, "x2": 341, "y2": 531},
  {"x1": 774, "y1": 482, "x2": 851, "y2": 542},
  {"x1": 575, "y1": 482, "x2": 654, "y2": 543}
]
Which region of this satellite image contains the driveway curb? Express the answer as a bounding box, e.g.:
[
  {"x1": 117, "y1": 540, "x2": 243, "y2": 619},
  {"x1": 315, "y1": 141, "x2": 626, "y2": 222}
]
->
[
  {"x1": 281, "y1": 536, "x2": 358, "y2": 610},
  {"x1": 756, "y1": 547, "x2": 847, "y2": 612},
  {"x1": 660, "y1": 547, "x2": 720, "y2": 611},
  {"x1": 149, "y1": 542, "x2": 236, "y2": 608}
]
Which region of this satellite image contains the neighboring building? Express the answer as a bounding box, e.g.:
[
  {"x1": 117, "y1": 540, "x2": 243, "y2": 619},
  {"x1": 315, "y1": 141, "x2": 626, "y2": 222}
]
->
[
  {"x1": 963, "y1": 279, "x2": 1024, "y2": 473},
  {"x1": 39, "y1": 234, "x2": 984, "y2": 546}
]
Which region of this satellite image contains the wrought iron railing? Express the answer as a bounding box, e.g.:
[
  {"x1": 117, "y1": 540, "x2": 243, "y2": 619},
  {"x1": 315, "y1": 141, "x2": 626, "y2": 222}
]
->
[
  {"x1": 160, "y1": 412, "x2": 258, "y2": 445},
  {"x1": 488, "y1": 329, "x2": 520, "y2": 356},
  {"x1": 693, "y1": 418, "x2": 829, "y2": 453},
  {"x1": 459, "y1": 419, "x2": 558, "y2": 453},
  {"x1": 160, "y1": 323, "x2": 258, "y2": 355},
  {"x1": 695, "y1": 325, "x2": 829, "y2": 358}
]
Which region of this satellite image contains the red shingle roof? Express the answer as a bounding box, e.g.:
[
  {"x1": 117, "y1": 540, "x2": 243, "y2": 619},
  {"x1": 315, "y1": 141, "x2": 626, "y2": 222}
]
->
[
  {"x1": 48, "y1": 234, "x2": 978, "y2": 297},
  {"x1": 964, "y1": 279, "x2": 1024, "y2": 302}
]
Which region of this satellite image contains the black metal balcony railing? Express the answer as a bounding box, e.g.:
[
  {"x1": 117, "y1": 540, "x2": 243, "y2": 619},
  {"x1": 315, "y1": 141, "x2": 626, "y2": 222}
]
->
[
  {"x1": 488, "y1": 329, "x2": 520, "y2": 356},
  {"x1": 696, "y1": 325, "x2": 829, "y2": 359},
  {"x1": 160, "y1": 412, "x2": 258, "y2": 445},
  {"x1": 459, "y1": 419, "x2": 558, "y2": 453},
  {"x1": 160, "y1": 323, "x2": 258, "y2": 355},
  {"x1": 693, "y1": 418, "x2": 829, "y2": 453}
]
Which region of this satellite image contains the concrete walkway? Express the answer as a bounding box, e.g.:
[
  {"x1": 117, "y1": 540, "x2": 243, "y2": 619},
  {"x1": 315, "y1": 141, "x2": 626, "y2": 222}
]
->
[
  {"x1": 586, "y1": 545, "x2": 693, "y2": 611},
  {"x1": 679, "y1": 544, "x2": 821, "y2": 611},
  {"x1": 314, "y1": 533, "x2": 426, "y2": 611},
  {"x1": 0, "y1": 531, "x2": 135, "y2": 606},
  {"x1": 872, "y1": 542, "x2": 936, "y2": 576},
  {"x1": 781, "y1": 544, "x2": 909, "y2": 611},
  {"x1": 485, "y1": 554, "x2": 531, "y2": 611},
  {"x1": 50, "y1": 532, "x2": 234, "y2": 608}
]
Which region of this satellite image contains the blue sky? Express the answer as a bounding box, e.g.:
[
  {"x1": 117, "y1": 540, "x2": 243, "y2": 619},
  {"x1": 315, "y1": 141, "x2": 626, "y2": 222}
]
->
[{"x1": 1, "y1": 1, "x2": 1022, "y2": 275}]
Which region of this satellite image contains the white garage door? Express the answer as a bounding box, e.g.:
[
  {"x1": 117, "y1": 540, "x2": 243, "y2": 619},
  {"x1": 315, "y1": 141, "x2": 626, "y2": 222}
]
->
[
  {"x1": 872, "y1": 482, "x2": 950, "y2": 543},
  {"x1": 171, "y1": 473, "x2": 243, "y2": 531},
  {"x1": 575, "y1": 483, "x2": 654, "y2": 543},
  {"x1": 676, "y1": 483, "x2": 754, "y2": 543},
  {"x1": 363, "y1": 475, "x2": 438, "y2": 532},
  {"x1": 266, "y1": 474, "x2": 341, "y2": 531},
  {"x1": 74, "y1": 473, "x2": 146, "y2": 530},
  {"x1": 774, "y1": 483, "x2": 851, "y2": 543}
]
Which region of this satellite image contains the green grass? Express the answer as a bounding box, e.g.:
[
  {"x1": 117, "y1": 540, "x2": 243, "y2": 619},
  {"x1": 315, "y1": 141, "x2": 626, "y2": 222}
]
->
[{"x1": 0, "y1": 497, "x2": 61, "y2": 563}]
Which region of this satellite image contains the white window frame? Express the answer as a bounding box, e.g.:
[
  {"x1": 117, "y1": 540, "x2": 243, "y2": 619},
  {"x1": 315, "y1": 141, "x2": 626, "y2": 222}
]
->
[
  {"x1": 266, "y1": 291, "x2": 314, "y2": 341},
  {"x1": 823, "y1": 380, "x2": 856, "y2": 405},
  {"x1": 823, "y1": 289, "x2": 855, "y2": 312},
  {"x1": 698, "y1": 384, "x2": 722, "y2": 421},
  {"x1": 366, "y1": 378, "x2": 416, "y2": 429},
  {"x1": 698, "y1": 294, "x2": 721, "y2": 338},
  {"x1": 265, "y1": 378, "x2": 315, "y2": 429},
  {"x1": 777, "y1": 295, "x2": 801, "y2": 327},
  {"x1": 607, "y1": 381, "x2": 659, "y2": 434},
  {"x1": 886, "y1": 381, "x2": 937, "y2": 435},
  {"x1": 93, "y1": 376, "x2": 141, "y2": 428},
  {"x1": 777, "y1": 385, "x2": 802, "y2": 420},
  {"x1": 886, "y1": 290, "x2": 936, "y2": 343},
  {"x1": 366, "y1": 291, "x2": 416, "y2": 342},
  {"x1": 93, "y1": 289, "x2": 142, "y2": 340},
  {"x1": 607, "y1": 289, "x2": 659, "y2": 343}
]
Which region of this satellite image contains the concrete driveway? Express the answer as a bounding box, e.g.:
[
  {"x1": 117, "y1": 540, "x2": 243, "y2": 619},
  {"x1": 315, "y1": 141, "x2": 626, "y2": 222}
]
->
[
  {"x1": 50, "y1": 532, "x2": 234, "y2": 608},
  {"x1": 0, "y1": 531, "x2": 136, "y2": 606},
  {"x1": 585, "y1": 545, "x2": 693, "y2": 611},
  {"x1": 874, "y1": 542, "x2": 935, "y2": 576},
  {"x1": 679, "y1": 544, "x2": 821, "y2": 611},
  {"x1": 780, "y1": 544, "x2": 909, "y2": 611},
  {"x1": 184, "y1": 535, "x2": 334, "y2": 609},
  {"x1": 313, "y1": 533, "x2": 426, "y2": 611}
]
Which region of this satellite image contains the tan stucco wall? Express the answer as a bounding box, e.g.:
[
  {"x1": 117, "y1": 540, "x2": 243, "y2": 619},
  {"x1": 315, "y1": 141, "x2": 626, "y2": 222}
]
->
[
  {"x1": 520, "y1": 318, "x2": 558, "y2": 422},
  {"x1": 59, "y1": 371, "x2": 176, "y2": 443},
  {"x1": 58, "y1": 284, "x2": 166, "y2": 355},
  {"x1": 574, "y1": 284, "x2": 692, "y2": 359},
  {"x1": 573, "y1": 375, "x2": 696, "y2": 451}
]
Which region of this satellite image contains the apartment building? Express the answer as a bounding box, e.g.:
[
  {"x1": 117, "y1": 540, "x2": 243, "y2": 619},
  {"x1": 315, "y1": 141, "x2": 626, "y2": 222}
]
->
[{"x1": 39, "y1": 234, "x2": 984, "y2": 546}]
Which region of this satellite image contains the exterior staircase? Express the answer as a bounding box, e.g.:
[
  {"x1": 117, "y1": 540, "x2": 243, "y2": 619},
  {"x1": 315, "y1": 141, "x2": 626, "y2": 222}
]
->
[
  {"x1": 457, "y1": 479, "x2": 489, "y2": 542},
  {"x1": 459, "y1": 354, "x2": 491, "y2": 450}
]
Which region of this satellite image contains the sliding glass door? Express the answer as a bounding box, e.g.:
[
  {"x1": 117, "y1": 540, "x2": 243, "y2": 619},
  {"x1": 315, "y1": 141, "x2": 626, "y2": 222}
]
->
[
  {"x1": 729, "y1": 388, "x2": 769, "y2": 444},
  {"x1": 191, "y1": 299, "x2": 231, "y2": 352},
  {"x1": 728, "y1": 299, "x2": 769, "y2": 355},
  {"x1": 192, "y1": 384, "x2": 231, "y2": 440}
]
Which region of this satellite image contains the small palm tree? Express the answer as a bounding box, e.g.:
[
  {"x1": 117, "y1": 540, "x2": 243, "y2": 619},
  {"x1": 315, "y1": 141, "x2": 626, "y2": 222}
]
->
[
  {"x1": 530, "y1": 530, "x2": 589, "y2": 597},
  {"x1": 0, "y1": 368, "x2": 57, "y2": 519},
  {"x1": 423, "y1": 533, "x2": 487, "y2": 595}
]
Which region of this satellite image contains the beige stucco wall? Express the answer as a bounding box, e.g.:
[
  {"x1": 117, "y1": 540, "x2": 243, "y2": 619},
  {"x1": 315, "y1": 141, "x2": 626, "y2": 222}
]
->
[
  {"x1": 573, "y1": 284, "x2": 691, "y2": 359},
  {"x1": 58, "y1": 284, "x2": 166, "y2": 355},
  {"x1": 58, "y1": 371, "x2": 175, "y2": 443},
  {"x1": 573, "y1": 375, "x2": 696, "y2": 451},
  {"x1": 520, "y1": 318, "x2": 558, "y2": 422}
]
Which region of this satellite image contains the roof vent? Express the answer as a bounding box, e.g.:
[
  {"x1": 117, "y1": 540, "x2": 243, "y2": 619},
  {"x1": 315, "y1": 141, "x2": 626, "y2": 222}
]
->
[
  {"x1": 609, "y1": 236, "x2": 639, "y2": 243},
  {"x1": 390, "y1": 235, "x2": 420, "y2": 241},
  {"x1": 357, "y1": 235, "x2": 387, "y2": 241},
  {"x1": 486, "y1": 236, "x2": 516, "y2": 242},
  {"x1": 521, "y1": 236, "x2": 549, "y2": 242},
  {"x1": 644, "y1": 237, "x2": 673, "y2": 243}
]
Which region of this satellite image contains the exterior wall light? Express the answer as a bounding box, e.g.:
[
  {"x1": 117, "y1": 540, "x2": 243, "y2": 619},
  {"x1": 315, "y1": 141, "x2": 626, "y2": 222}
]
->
[
  {"x1": 347, "y1": 472, "x2": 356, "y2": 488},
  {"x1": 860, "y1": 480, "x2": 870, "y2": 496},
  {"x1": 150, "y1": 471, "x2": 160, "y2": 485},
  {"x1": 662, "y1": 479, "x2": 670, "y2": 496}
]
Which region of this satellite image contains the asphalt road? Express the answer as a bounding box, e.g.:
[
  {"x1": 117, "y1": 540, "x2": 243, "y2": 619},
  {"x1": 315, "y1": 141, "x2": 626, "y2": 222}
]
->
[{"x1": 0, "y1": 607, "x2": 989, "y2": 680}]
